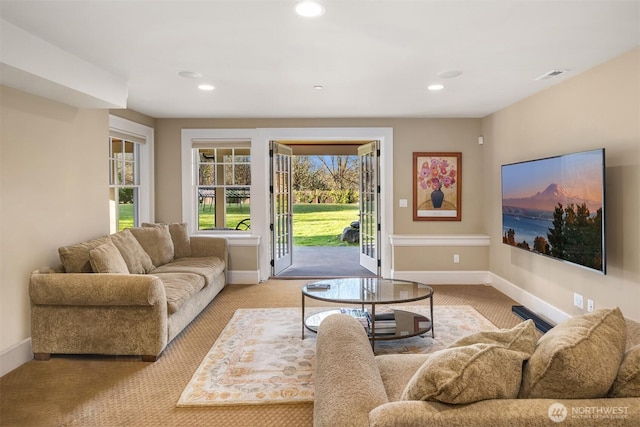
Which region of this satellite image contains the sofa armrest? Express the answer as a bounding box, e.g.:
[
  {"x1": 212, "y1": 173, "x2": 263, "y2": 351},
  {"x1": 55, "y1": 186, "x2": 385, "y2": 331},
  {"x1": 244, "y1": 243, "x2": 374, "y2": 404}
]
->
[
  {"x1": 369, "y1": 398, "x2": 640, "y2": 427},
  {"x1": 189, "y1": 236, "x2": 228, "y2": 263},
  {"x1": 314, "y1": 313, "x2": 389, "y2": 427},
  {"x1": 30, "y1": 272, "x2": 166, "y2": 307},
  {"x1": 30, "y1": 271, "x2": 169, "y2": 359}
]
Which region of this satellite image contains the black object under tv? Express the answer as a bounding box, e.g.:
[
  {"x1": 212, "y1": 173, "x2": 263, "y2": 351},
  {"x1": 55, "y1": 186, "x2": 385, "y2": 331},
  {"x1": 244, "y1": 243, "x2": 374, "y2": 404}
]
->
[
  {"x1": 501, "y1": 148, "x2": 606, "y2": 274},
  {"x1": 512, "y1": 306, "x2": 555, "y2": 333}
]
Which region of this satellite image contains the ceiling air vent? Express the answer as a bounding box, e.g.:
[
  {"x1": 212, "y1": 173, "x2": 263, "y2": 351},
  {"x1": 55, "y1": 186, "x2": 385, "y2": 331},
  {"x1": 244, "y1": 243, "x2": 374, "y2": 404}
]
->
[{"x1": 535, "y1": 69, "x2": 570, "y2": 81}]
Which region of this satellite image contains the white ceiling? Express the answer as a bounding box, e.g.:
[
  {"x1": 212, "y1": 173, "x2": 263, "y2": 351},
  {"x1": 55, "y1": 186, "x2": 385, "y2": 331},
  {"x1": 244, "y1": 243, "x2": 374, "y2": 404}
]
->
[{"x1": 1, "y1": 0, "x2": 638, "y2": 119}]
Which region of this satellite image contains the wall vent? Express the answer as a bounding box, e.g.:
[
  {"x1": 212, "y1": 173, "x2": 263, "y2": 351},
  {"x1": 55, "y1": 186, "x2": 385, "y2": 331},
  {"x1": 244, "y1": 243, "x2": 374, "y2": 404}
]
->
[{"x1": 535, "y1": 69, "x2": 569, "y2": 81}]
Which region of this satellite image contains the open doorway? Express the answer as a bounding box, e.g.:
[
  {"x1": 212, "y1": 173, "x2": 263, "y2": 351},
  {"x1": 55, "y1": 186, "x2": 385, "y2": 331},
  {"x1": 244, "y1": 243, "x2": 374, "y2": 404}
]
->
[{"x1": 272, "y1": 140, "x2": 379, "y2": 278}]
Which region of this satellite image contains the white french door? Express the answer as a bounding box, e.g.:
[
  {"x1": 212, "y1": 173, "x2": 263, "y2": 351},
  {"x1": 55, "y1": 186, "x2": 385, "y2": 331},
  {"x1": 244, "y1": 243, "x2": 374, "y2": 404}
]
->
[
  {"x1": 358, "y1": 141, "x2": 380, "y2": 275},
  {"x1": 270, "y1": 141, "x2": 293, "y2": 275}
]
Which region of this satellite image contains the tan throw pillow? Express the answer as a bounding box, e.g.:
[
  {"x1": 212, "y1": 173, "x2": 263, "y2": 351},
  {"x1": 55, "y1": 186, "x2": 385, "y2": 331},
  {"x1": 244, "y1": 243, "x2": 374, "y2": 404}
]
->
[
  {"x1": 58, "y1": 235, "x2": 112, "y2": 273},
  {"x1": 88, "y1": 242, "x2": 129, "y2": 274},
  {"x1": 110, "y1": 229, "x2": 154, "y2": 273},
  {"x1": 608, "y1": 344, "x2": 640, "y2": 398},
  {"x1": 519, "y1": 307, "x2": 627, "y2": 399},
  {"x1": 130, "y1": 225, "x2": 175, "y2": 267},
  {"x1": 401, "y1": 343, "x2": 532, "y2": 404},
  {"x1": 448, "y1": 319, "x2": 538, "y2": 354},
  {"x1": 143, "y1": 222, "x2": 191, "y2": 258}
]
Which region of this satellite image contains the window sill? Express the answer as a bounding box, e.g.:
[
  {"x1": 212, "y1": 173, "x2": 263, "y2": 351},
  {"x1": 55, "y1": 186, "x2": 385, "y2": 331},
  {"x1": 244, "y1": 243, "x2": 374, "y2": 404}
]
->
[{"x1": 193, "y1": 232, "x2": 260, "y2": 247}]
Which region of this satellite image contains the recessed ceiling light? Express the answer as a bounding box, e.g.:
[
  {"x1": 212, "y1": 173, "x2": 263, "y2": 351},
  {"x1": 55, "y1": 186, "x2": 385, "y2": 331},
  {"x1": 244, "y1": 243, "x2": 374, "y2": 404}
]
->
[
  {"x1": 313, "y1": 85, "x2": 324, "y2": 90},
  {"x1": 198, "y1": 84, "x2": 215, "y2": 91},
  {"x1": 437, "y1": 70, "x2": 463, "y2": 79},
  {"x1": 295, "y1": 1, "x2": 325, "y2": 17},
  {"x1": 178, "y1": 71, "x2": 203, "y2": 79},
  {"x1": 428, "y1": 84, "x2": 445, "y2": 91}
]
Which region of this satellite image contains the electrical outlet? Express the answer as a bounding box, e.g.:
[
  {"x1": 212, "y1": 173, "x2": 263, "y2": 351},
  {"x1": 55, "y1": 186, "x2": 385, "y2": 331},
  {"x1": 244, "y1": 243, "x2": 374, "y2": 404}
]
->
[
  {"x1": 453, "y1": 254, "x2": 460, "y2": 264},
  {"x1": 574, "y1": 293, "x2": 584, "y2": 309},
  {"x1": 587, "y1": 299, "x2": 595, "y2": 312}
]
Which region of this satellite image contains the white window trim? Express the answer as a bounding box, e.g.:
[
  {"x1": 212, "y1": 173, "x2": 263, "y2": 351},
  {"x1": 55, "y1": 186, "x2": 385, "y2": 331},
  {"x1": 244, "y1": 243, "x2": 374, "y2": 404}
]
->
[
  {"x1": 181, "y1": 129, "x2": 258, "y2": 236},
  {"x1": 181, "y1": 127, "x2": 393, "y2": 282},
  {"x1": 109, "y1": 115, "x2": 154, "y2": 225}
]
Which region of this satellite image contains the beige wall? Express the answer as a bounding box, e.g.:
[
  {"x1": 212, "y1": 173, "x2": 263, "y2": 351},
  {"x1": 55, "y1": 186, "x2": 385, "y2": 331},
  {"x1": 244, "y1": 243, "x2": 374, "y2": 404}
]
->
[
  {"x1": 0, "y1": 86, "x2": 109, "y2": 352},
  {"x1": 109, "y1": 108, "x2": 156, "y2": 129},
  {"x1": 154, "y1": 117, "x2": 484, "y2": 272},
  {"x1": 2, "y1": 47, "x2": 637, "y2": 360},
  {"x1": 482, "y1": 47, "x2": 640, "y2": 321},
  {"x1": 393, "y1": 246, "x2": 488, "y2": 272}
]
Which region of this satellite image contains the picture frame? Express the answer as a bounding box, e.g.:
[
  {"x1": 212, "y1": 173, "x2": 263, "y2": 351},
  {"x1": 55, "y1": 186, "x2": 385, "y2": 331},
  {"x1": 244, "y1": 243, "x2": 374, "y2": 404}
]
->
[{"x1": 413, "y1": 152, "x2": 462, "y2": 221}]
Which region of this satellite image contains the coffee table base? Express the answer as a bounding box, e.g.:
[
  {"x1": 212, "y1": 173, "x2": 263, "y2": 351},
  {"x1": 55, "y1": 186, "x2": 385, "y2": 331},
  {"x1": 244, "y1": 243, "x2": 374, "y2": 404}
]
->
[{"x1": 304, "y1": 308, "x2": 434, "y2": 351}]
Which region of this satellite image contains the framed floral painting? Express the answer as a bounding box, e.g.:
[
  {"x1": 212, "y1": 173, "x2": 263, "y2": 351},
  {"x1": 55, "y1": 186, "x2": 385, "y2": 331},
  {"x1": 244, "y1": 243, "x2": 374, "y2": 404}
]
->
[{"x1": 413, "y1": 152, "x2": 461, "y2": 221}]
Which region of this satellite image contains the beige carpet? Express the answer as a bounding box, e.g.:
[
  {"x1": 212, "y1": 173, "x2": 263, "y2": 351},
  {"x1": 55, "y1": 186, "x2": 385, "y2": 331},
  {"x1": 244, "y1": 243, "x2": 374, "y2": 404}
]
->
[
  {"x1": 0, "y1": 281, "x2": 522, "y2": 427},
  {"x1": 177, "y1": 305, "x2": 497, "y2": 407}
]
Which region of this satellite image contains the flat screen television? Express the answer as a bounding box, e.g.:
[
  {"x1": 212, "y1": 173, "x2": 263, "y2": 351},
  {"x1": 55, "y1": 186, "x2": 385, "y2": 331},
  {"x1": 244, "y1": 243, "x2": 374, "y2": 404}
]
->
[{"x1": 501, "y1": 148, "x2": 606, "y2": 274}]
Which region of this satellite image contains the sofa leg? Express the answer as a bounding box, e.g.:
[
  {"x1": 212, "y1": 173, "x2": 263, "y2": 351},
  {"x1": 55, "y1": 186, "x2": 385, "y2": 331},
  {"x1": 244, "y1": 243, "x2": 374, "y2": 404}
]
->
[
  {"x1": 33, "y1": 353, "x2": 51, "y2": 361},
  {"x1": 141, "y1": 353, "x2": 160, "y2": 362}
]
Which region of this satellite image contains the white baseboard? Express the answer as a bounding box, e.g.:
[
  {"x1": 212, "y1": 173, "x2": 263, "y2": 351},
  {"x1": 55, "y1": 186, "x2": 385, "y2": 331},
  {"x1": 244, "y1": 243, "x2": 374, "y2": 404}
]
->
[
  {"x1": 391, "y1": 269, "x2": 570, "y2": 326},
  {"x1": 0, "y1": 337, "x2": 32, "y2": 377},
  {"x1": 227, "y1": 270, "x2": 260, "y2": 285},
  {"x1": 391, "y1": 270, "x2": 490, "y2": 285},
  {"x1": 487, "y1": 272, "x2": 570, "y2": 325}
]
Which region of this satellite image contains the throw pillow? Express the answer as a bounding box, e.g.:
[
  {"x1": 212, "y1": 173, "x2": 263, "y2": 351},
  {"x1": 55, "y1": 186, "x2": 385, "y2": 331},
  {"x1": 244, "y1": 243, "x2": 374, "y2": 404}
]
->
[
  {"x1": 608, "y1": 344, "x2": 640, "y2": 398},
  {"x1": 519, "y1": 307, "x2": 627, "y2": 399},
  {"x1": 88, "y1": 242, "x2": 129, "y2": 274},
  {"x1": 130, "y1": 225, "x2": 175, "y2": 267},
  {"x1": 401, "y1": 343, "x2": 532, "y2": 404},
  {"x1": 448, "y1": 319, "x2": 537, "y2": 354},
  {"x1": 143, "y1": 222, "x2": 191, "y2": 258},
  {"x1": 58, "y1": 235, "x2": 112, "y2": 273},
  {"x1": 109, "y1": 229, "x2": 155, "y2": 274}
]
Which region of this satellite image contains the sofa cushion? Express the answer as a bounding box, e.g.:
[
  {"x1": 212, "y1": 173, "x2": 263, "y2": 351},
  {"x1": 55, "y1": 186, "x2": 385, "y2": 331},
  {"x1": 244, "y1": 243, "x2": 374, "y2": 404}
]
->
[
  {"x1": 129, "y1": 225, "x2": 174, "y2": 267},
  {"x1": 448, "y1": 319, "x2": 538, "y2": 353},
  {"x1": 376, "y1": 354, "x2": 431, "y2": 402},
  {"x1": 152, "y1": 273, "x2": 205, "y2": 315},
  {"x1": 401, "y1": 343, "x2": 532, "y2": 404},
  {"x1": 519, "y1": 307, "x2": 626, "y2": 399},
  {"x1": 143, "y1": 222, "x2": 191, "y2": 259},
  {"x1": 58, "y1": 236, "x2": 112, "y2": 273},
  {"x1": 401, "y1": 321, "x2": 537, "y2": 404},
  {"x1": 150, "y1": 256, "x2": 224, "y2": 287},
  {"x1": 110, "y1": 229, "x2": 154, "y2": 274},
  {"x1": 608, "y1": 344, "x2": 640, "y2": 398},
  {"x1": 88, "y1": 242, "x2": 130, "y2": 274}
]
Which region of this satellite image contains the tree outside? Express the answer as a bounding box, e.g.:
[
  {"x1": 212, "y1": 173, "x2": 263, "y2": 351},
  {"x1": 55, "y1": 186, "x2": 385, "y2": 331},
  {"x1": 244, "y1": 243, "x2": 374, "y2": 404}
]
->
[
  {"x1": 293, "y1": 155, "x2": 359, "y2": 204},
  {"x1": 292, "y1": 155, "x2": 360, "y2": 246}
]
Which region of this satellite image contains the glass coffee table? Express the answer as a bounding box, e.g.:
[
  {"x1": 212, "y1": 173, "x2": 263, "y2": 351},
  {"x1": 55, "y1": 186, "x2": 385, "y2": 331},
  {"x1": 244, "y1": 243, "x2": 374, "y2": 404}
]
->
[{"x1": 302, "y1": 277, "x2": 434, "y2": 350}]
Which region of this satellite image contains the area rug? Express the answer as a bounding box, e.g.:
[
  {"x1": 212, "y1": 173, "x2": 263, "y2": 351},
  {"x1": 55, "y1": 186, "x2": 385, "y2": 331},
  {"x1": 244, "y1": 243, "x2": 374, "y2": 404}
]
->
[{"x1": 177, "y1": 305, "x2": 497, "y2": 407}]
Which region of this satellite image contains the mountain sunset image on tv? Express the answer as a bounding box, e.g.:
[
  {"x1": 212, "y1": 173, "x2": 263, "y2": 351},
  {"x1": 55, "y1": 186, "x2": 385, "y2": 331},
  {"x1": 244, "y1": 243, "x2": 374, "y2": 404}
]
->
[{"x1": 501, "y1": 148, "x2": 606, "y2": 274}]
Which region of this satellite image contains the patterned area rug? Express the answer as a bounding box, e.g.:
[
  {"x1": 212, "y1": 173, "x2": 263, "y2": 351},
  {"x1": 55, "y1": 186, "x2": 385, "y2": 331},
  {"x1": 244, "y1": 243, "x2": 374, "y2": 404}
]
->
[{"x1": 177, "y1": 305, "x2": 497, "y2": 407}]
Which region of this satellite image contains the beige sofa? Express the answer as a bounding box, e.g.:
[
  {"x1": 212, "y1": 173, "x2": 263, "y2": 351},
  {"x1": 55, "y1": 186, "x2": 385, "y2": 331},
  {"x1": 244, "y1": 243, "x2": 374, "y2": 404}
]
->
[
  {"x1": 314, "y1": 307, "x2": 640, "y2": 427},
  {"x1": 30, "y1": 223, "x2": 227, "y2": 362}
]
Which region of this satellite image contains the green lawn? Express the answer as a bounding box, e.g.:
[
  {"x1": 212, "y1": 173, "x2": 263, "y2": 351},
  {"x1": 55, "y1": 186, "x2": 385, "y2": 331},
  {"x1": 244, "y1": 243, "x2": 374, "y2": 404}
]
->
[
  {"x1": 119, "y1": 202, "x2": 359, "y2": 246},
  {"x1": 292, "y1": 204, "x2": 359, "y2": 246},
  {"x1": 117, "y1": 204, "x2": 135, "y2": 231},
  {"x1": 198, "y1": 203, "x2": 251, "y2": 230}
]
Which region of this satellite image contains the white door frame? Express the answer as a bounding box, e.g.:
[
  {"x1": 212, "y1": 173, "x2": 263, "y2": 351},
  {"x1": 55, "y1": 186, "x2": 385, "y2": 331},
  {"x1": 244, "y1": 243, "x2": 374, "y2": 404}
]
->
[{"x1": 255, "y1": 127, "x2": 393, "y2": 281}]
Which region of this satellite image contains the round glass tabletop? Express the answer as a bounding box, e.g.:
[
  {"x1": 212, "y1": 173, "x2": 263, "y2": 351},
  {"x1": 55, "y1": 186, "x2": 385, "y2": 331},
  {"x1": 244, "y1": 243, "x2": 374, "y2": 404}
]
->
[{"x1": 302, "y1": 277, "x2": 433, "y2": 304}]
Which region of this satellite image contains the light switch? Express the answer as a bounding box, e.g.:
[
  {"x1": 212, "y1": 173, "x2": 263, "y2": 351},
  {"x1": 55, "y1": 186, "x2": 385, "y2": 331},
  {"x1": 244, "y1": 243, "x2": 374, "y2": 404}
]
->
[{"x1": 399, "y1": 199, "x2": 408, "y2": 208}]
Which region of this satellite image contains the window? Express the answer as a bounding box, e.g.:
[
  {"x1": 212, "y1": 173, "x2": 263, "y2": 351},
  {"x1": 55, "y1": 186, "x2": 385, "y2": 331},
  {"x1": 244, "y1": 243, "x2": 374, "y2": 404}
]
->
[
  {"x1": 109, "y1": 137, "x2": 140, "y2": 232},
  {"x1": 195, "y1": 145, "x2": 251, "y2": 231},
  {"x1": 108, "y1": 115, "x2": 153, "y2": 234}
]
